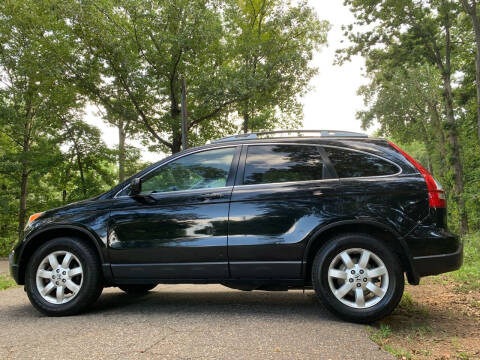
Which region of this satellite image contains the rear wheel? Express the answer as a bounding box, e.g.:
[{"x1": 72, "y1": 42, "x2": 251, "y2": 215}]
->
[
  {"x1": 25, "y1": 237, "x2": 103, "y2": 316},
  {"x1": 312, "y1": 233, "x2": 404, "y2": 323},
  {"x1": 118, "y1": 284, "x2": 156, "y2": 295}
]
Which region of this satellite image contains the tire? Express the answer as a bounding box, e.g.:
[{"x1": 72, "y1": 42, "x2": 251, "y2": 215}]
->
[
  {"x1": 118, "y1": 284, "x2": 156, "y2": 295},
  {"x1": 311, "y1": 233, "x2": 404, "y2": 323},
  {"x1": 25, "y1": 237, "x2": 103, "y2": 316}
]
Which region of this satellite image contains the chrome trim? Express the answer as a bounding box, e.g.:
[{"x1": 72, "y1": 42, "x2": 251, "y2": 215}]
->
[
  {"x1": 114, "y1": 145, "x2": 238, "y2": 198},
  {"x1": 115, "y1": 186, "x2": 233, "y2": 199},
  {"x1": 233, "y1": 178, "x2": 339, "y2": 190}
]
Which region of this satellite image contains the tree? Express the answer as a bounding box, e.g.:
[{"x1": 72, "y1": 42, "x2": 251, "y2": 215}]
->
[
  {"x1": 224, "y1": 0, "x2": 329, "y2": 132},
  {"x1": 460, "y1": 0, "x2": 480, "y2": 145},
  {"x1": 0, "y1": 0, "x2": 82, "y2": 237},
  {"x1": 58, "y1": 0, "x2": 236, "y2": 154},
  {"x1": 358, "y1": 65, "x2": 448, "y2": 177},
  {"x1": 58, "y1": 118, "x2": 117, "y2": 200},
  {"x1": 339, "y1": 0, "x2": 470, "y2": 234},
  {"x1": 51, "y1": 0, "x2": 328, "y2": 154}
]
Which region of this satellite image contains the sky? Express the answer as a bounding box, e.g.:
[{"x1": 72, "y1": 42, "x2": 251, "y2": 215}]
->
[
  {"x1": 85, "y1": 1, "x2": 369, "y2": 162},
  {"x1": 302, "y1": 1, "x2": 369, "y2": 133}
]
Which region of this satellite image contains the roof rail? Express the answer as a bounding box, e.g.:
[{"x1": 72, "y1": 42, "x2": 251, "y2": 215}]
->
[{"x1": 209, "y1": 130, "x2": 368, "y2": 144}]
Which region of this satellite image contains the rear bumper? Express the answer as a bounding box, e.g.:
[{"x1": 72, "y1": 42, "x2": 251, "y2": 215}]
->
[{"x1": 412, "y1": 242, "x2": 463, "y2": 277}]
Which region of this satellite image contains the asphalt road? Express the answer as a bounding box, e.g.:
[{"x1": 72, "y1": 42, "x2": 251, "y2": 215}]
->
[{"x1": 0, "y1": 264, "x2": 392, "y2": 359}]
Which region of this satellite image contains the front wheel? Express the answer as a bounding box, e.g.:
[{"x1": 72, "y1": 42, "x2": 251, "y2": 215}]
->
[
  {"x1": 312, "y1": 233, "x2": 404, "y2": 323},
  {"x1": 25, "y1": 237, "x2": 103, "y2": 316}
]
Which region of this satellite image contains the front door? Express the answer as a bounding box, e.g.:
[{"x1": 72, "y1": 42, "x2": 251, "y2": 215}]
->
[{"x1": 108, "y1": 146, "x2": 239, "y2": 281}]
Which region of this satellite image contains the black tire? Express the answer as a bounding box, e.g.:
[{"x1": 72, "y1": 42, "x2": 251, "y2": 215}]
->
[
  {"x1": 311, "y1": 233, "x2": 404, "y2": 323},
  {"x1": 118, "y1": 284, "x2": 156, "y2": 295},
  {"x1": 25, "y1": 237, "x2": 103, "y2": 316}
]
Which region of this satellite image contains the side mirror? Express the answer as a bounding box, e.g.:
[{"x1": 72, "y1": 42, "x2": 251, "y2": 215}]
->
[{"x1": 130, "y1": 178, "x2": 142, "y2": 196}]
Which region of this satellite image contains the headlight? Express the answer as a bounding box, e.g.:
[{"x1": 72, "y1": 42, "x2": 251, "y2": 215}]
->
[{"x1": 25, "y1": 212, "x2": 44, "y2": 229}]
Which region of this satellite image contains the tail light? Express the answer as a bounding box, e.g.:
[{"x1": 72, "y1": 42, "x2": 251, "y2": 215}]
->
[{"x1": 389, "y1": 142, "x2": 446, "y2": 208}]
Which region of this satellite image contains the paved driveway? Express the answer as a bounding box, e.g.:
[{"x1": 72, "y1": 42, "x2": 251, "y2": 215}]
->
[{"x1": 0, "y1": 280, "x2": 392, "y2": 360}]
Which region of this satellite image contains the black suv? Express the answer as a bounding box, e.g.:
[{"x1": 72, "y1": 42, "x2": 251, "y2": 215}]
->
[{"x1": 9, "y1": 130, "x2": 462, "y2": 322}]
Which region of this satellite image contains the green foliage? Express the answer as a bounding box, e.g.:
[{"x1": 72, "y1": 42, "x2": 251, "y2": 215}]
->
[
  {"x1": 0, "y1": 0, "x2": 329, "y2": 255},
  {"x1": 450, "y1": 232, "x2": 480, "y2": 291},
  {"x1": 52, "y1": 0, "x2": 329, "y2": 152},
  {"x1": 224, "y1": 0, "x2": 329, "y2": 132},
  {"x1": 0, "y1": 274, "x2": 17, "y2": 291},
  {"x1": 341, "y1": 0, "x2": 480, "y2": 234},
  {"x1": 368, "y1": 324, "x2": 392, "y2": 345},
  {"x1": 382, "y1": 345, "x2": 413, "y2": 359}
]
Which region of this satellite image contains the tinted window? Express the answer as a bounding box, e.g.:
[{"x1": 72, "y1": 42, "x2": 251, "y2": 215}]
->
[
  {"x1": 138, "y1": 147, "x2": 235, "y2": 194},
  {"x1": 324, "y1": 147, "x2": 399, "y2": 178},
  {"x1": 243, "y1": 145, "x2": 324, "y2": 185}
]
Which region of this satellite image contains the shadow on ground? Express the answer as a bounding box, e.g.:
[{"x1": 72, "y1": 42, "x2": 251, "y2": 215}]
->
[{"x1": 5, "y1": 287, "x2": 340, "y2": 323}]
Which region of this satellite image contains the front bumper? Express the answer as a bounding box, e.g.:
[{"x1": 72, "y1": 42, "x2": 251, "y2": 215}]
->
[
  {"x1": 411, "y1": 242, "x2": 463, "y2": 277},
  {"x1": 9, "y1": 252, "x2": 20, "y2": 284}
]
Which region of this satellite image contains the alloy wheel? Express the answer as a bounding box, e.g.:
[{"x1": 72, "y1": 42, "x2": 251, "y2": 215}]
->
[
  {"x1": 35, "y1": 251, "x2": 83, "y2": 304},
  {"x1": 327, "y1": 247, "x2": 389, "y2": 309}
]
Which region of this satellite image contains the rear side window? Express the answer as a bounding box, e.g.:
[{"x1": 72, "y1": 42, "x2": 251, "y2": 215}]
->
[
  {"x1": 324, "y1": 147, "x2": 399, "y2": 178},
  {"x1": 243, "y1": 145, "x2": 324, "y2": 185}
]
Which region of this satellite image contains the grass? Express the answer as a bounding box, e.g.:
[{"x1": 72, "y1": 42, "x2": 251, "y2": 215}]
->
[
  {"x1": 368, "y1": 323, "x2": 414, "y2": 359},
  {"x1": 397, "y1": 291, "x2": 429, "y2": 316},
  {"x1": 367, "y1": 233, "x2": 480, "y2": 359},
  {"x1": 383, "y1": 345, "x2": 413, "y2": 359},
  {"x1": 0, "y1": 274, "x2": 17, "y2": 290},
  {"x1": 368, "y1": 323, "x2": 392, "y2": 345},
  {"x1": 449, "y1": 232, "x2": 480, "y2": 291},
  {"x1": 367, "y1": 293, "x2": 431, "y2": 359}
]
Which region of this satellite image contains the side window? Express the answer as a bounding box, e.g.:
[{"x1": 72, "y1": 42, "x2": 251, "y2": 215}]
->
[
  {"x1": 324, "y1": 147, "x2": 399, "y2": 178},
  {"x1": 139, "y1": 147, "x2": 236, "y2": 194},
  {"x1": 243, "y1": 145, "x2": 324, "y2": 185}
]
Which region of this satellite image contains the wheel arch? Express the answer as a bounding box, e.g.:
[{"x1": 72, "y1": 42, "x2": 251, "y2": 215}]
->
[
  {"x1": 303, "y1": 220, "x2": 419, "y2": 285},
  {"x1": 16, "y1": 225, "x2": 107, "y2": 285}
]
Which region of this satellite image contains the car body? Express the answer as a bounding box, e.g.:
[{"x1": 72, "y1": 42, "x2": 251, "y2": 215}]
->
[{"x1": 9, "y1": 130, "x2": 462, "y2": 322}]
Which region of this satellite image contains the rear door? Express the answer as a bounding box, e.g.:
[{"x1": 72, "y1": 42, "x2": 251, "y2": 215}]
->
[
  {"x1": 228, "y1": 143, "x2": 338, "y2": 279},
  {"x1": 322, "y1": 145, "x2": 427, "y2": 235}
]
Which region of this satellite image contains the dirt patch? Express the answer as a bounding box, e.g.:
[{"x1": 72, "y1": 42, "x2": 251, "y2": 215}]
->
[{"x1": 370, "y1": 276, "x2": 480, "y2": 359}]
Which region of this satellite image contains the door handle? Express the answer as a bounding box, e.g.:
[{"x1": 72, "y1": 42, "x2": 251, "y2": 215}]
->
[{"x1": 313, "y1": 190, "x2": 323, "y2": 196}]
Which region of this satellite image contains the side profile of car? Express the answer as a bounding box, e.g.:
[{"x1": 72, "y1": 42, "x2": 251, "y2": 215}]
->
[{"x1": 9, "y1": 130, "x2": 462, "y2": 322}]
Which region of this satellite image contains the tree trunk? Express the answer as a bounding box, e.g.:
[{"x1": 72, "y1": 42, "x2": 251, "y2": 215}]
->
[
  {"x1": 181, "y1": 78, "x2": 188, "y2": 151},
  {"x1": 65, "y1": 123, "x2": 87, "y2": 197},
  {"x1": 17, "y1": 120, "x2": 31, "y2": 239},
  {"x1": 427, "y1": 102, "x2": 449, "y2": 177},
  {"x1": 436, "y1": 8, "x2": 469, "y2": 234},
  {"x1": 242, "y1": 111, "x2": 249, "y2": 133},
  {"x1": 77, "y1": 154, "x2": 86, "y2": 197},
  {"x1": 118, "y1": 118, "x2": 126, "y2": 182},
  {"x1": 171, "y1": 132, "x2": 182, "y2": 154},
  {"x1": 17, "y1": 170, "x2": 29, "y2": 239},
  {"x1": 474, "y1": 14, "x2": 480, "y2": 147},
  {"x1": 419, "y1": 123, "x2": 436, "y2": 175},
  {"x1": 72, "y1": 139, "x2": 86, "y2": 197},
  {"x1": 461, "y1": 0, "x2": 480, "y2": 145},
  {"x1": 169, "y1": 74, "x2": 182, "y2": 154},
  {"x1": 442, "y1": 73, "x2": 469, "y2": 234}
]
